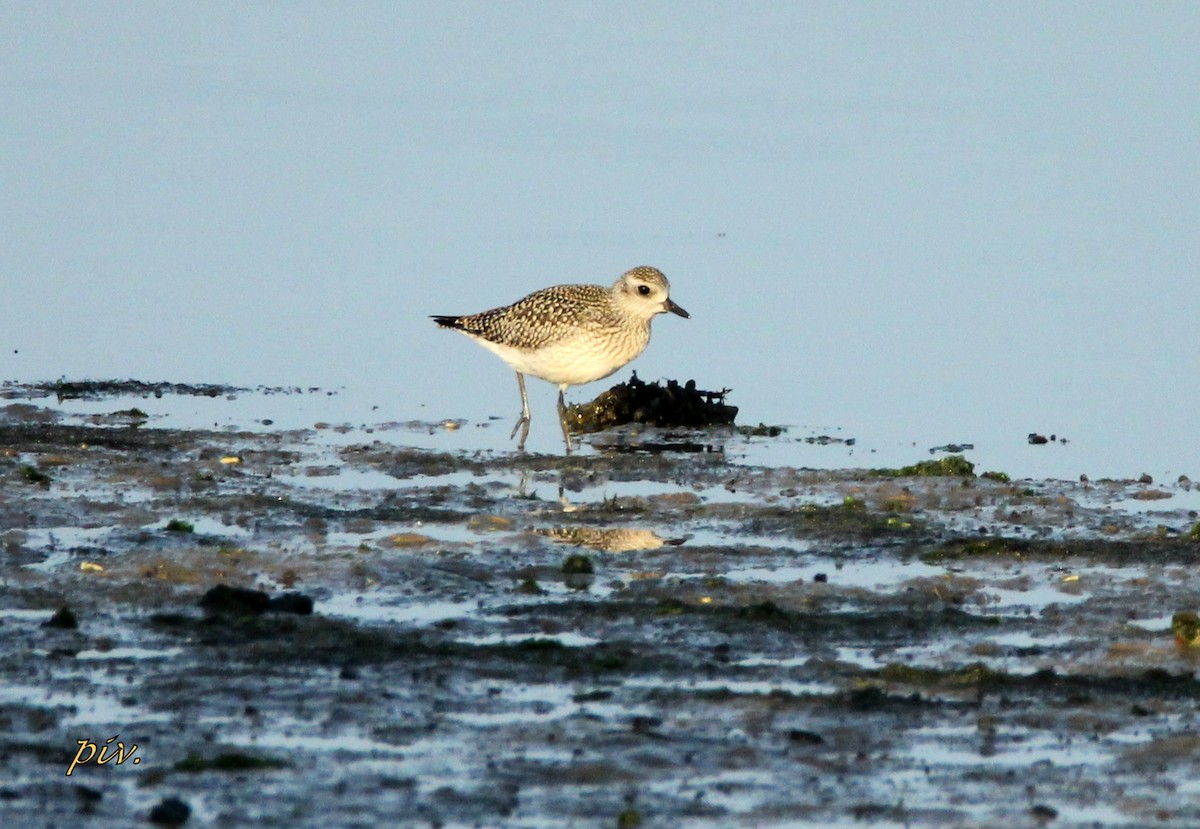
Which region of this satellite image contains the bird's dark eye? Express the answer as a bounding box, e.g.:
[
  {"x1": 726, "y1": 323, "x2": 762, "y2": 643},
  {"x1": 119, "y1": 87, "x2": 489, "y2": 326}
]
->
[{"x1": 637, "y1": 285, "x2": 651, "y2": 296}]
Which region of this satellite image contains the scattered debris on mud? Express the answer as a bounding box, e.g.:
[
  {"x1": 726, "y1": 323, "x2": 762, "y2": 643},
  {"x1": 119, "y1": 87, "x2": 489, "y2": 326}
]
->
[
  {"x1": 1, "y1": 378, "x2": 325, "y2": 403},
  {"x1": 2, "y1": 382, "x2": 1200, "y2": 828}
]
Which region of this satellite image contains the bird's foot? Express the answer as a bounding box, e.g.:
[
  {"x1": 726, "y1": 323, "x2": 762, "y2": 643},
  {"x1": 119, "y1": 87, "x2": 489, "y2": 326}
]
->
[{"x1": 510, "y1": 414, "x2": 531, "y2": 451}]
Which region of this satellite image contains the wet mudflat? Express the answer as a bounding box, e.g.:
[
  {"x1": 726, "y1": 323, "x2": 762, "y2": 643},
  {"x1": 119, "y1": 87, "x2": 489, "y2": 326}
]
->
[{"x1": 2, "y1": 385, "x2": 1200, "y2": 828}]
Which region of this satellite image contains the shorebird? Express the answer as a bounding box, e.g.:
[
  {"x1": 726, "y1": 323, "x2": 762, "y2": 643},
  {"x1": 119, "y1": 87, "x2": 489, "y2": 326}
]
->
[{"x1": 432, "y1": 265, "x2": 689, "y2": 454}]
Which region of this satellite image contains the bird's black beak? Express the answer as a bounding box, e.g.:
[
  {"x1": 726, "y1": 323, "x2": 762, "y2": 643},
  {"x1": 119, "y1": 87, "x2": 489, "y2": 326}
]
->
[{"x1": 666, "y1": 298, "x2": 690, "y2": 319}]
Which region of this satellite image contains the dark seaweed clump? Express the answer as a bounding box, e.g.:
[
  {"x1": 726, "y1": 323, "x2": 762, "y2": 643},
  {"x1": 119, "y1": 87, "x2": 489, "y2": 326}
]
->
[{"x1": 566, "y1": 373, "x2": 738, "y2": 435}]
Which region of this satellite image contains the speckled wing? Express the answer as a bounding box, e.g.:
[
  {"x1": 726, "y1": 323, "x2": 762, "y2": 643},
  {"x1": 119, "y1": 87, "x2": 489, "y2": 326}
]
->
[{"x1": 433, "y1": 284, "x2": 611, "y2": 350}]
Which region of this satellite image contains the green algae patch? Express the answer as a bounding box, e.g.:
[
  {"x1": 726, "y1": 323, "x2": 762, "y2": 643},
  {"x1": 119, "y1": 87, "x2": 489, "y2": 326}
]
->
[
  {"x1": 112, "y1": 407, "x2": 149, "y2": 420},
  {"x1": 374, "y1": 447, "x2": 487, "y2": 479},
  {"x1": 755, "y1": 496, "x2": 923, "y2": 540},
  {"x1": 164, "y1": 519, "x2": 195, "y2": 533},
  {"x1": 924, "y1": 537, "x2": 1200, "y2": 567},
  {"x1": 836, "y1": 685, "x2": 939, "y2": 712},
  {"x1": 175, "y1": 752, "x2": 290, "y2": 773},
  {"x1": 1172, "y1": 612, "x2": 1200, "y2": 647},
  {"x1": 515, "y1": 578, "x2": 546, "y2": 595},
  {"x1": 562, "y1": 554, "x2": 595, "y2": 574},
  {"x1": 655, "y1": 599, "x2": 689, "y2": 616},
  {"x1": 793, "y1": 497, "x2": 865, "y2": 522},
  {"x1": 20, "y1": 464, "x2": 52, "y2": 486},
  {"x1": 921, "y1": 537, "x2": 1033, "y2": 563},
  {"x1": 738, "y1": 600, "x2": 792, "y2": 625},
  {"x1": 617, "y1": 808, "x2": 644, "y2": 828},
  {"x1": 736, "y1": 423, "x2": 786, "y2": 437},
  {"x1": 876, "y1": 661, "x2": 1006, "y2": 690},
  {"x1": 874, "y1": 455, "x2": 976, "y2": 478}
]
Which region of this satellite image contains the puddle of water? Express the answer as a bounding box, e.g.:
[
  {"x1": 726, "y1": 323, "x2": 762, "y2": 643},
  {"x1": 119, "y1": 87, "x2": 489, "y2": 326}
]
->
[
  {"x1": 0, "y1": 608, "x2": 58, "y2": 622},
  {"x1": 833, "y1": 636, "x2": 1074, "y2": 678},
  {"x1": 1178, "y1": 778, "x2": 1200, "y2": 796},
  {"x1": 18, "y1": 525, "x2": 130, "y2": 572},
  {"x1": 1071, "y1": 482, "x2": 1200, "y2": 536},
  {"x1": 75, "y1": 646, "x2": 185, "y2": 661},
  {"x1": 445, "y1": 681, "x2": 580, "y2": 726},
  {"x1": 22, "y1": 468, "x2": 162, "y2": 506},
  {"x1": 954, "y1": 562, "x2": 1152, "y2": 618},
  {"x1": 145, "y1": 516, "x2": 252, "y2": 537},
  {"x1": 377, "y1": 466, "x2": 790, "y2": 508},
  {"x1": 21, "y1": 525, "x2": 123, "y2": 551},
  {"x1": 680, "y1": 526, "x2": 811, "y2": 553},
  {"x1": 20, "y1": 515, "x2": 255, "y2": 573},
  {"x1": 1127, "y1": 614, "x2": 1175, "y2": 633},
  {"x1": 730, "y1": 655, "x2": 812, "y2": 669},
  {"x1": 320, "y1": 594, "x2": 480, "y2": 625},
  {"x1": 716, "y1": 559, "x2": 943, "y2": 591},
  {"x1": 831, "y1": 647, "x2": 884, "y2": 670},
  {"x1": 908, "y1": 723, "x2": 1117, "y2": 768},
  {"x1": 974, "y1": 582, "x2": 1089, "y2": 614},
  {"x1": 984, "y1": 631, "x2": 1073, "y2": 649},
  {"x1": 884, "y1": 766, "x2": 1140, "y2": 829},
  {"x1": 531, "y1": 579, "x2": 619, "y2": 599},
  {"x1": 226, "y1": 717, "x2": 409, "y2": 756},
  {"x1": 622, "y1": 677, "x2": 837, "y2": 698},
  {"x1": 0, "y1": 683, "x2": 174, "y2": 728},
  {"x1": 281, "y1": 465, "x2": 417, "y2": 492},
  {"x1": 378, "y1": 730, "x2": 497, "y2": 799},
  {"x1": 1109, "y1": 489, "x2": 1200, "y2": 515},
  {"x1": 530, "y1": 477, "x2": 719, "y2": 506},
  {"x1": 454, "y1": 632, "x2": 604, "y2": 649},
  {"x1": 45, "y1": 388, "x2": 346, "y2": 434},
  {"x1": 642, "y1": 769, "x2": 782, "y2": 819}
]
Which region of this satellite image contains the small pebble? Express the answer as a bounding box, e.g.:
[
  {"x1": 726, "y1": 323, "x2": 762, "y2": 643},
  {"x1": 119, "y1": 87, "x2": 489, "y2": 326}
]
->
[{"x1": 43, "y1": 606, "x2": 78, "y2": 629}]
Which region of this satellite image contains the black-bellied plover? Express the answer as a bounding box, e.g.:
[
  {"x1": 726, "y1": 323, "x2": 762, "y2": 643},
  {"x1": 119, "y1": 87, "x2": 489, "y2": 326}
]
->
[{"x1": 432, "y1": 266, "x2": 689, "y2": 454}]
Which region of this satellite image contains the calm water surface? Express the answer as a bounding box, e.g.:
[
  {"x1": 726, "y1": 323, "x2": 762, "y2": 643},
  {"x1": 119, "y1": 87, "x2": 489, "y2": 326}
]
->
[{"x1": 3, "y1": 4, "x2": 1197, "y2": 481}]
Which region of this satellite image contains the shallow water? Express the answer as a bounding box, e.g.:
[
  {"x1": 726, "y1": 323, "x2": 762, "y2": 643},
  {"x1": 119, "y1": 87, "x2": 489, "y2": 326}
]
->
[{"x1": 5, "y1": 6, "x2": 1200, "y2": 485}]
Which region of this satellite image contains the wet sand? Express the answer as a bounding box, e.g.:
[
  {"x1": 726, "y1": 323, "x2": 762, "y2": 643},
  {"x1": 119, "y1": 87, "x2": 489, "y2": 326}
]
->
[{"x1": 2, "y1": 384, "x2": 1200, "y2": 828}]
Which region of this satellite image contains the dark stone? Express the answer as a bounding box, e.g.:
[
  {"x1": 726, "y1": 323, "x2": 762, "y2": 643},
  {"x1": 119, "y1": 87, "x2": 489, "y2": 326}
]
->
[
  {"x1": 148, "y1": 796, "x2": 191, "y2": 826},
  {"x1": 43, "y1": 606, "x2": 78, "y2": 629},
  {"x1": 787, "y1": 729, "x2": 826, "y2": 745},
  {"x1": 266, "y1": 592, "x2": 315, "y2": 615},
  {"x1": 198, "y1": 584, "x2": 270, "y2": 615}
]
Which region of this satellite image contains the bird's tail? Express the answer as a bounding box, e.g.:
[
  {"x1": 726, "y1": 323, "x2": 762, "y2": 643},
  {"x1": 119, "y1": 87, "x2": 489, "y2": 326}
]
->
[{"x1": 431, "y1": 315, "x2": 466, "y2": 330}]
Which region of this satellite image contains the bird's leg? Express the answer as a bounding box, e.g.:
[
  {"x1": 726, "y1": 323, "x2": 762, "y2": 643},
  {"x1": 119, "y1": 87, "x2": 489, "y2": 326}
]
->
[
  {"x1": 556, "y1": 385, "x2": 573, "y2": 455},
  {"x1": 510, "y1": 372, "x2": 531, "y2": 451}
]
